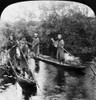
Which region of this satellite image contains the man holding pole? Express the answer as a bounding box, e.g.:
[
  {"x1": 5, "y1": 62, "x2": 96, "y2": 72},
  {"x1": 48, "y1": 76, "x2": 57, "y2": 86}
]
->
[
  {"x1": 32, "y1": 33, "x2": 40, "y2": 57},
  {"x1": 51, "y1": 34, "x2": 65, "y2": 63}
]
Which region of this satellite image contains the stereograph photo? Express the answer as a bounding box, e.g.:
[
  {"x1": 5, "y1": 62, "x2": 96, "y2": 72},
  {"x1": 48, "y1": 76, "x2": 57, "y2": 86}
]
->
[{"x1": 0, "y1": 1, "x2": 96, "y2": 100}]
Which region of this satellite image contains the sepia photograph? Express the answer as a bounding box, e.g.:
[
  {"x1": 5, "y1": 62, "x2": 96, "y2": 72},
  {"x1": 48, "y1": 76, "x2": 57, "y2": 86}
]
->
[{"x1": 0, "y1": 1, "x2": 96, "y2": 100}]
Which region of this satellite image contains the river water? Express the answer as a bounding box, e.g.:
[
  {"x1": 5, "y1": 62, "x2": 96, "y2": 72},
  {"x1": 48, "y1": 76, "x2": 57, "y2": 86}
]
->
[
  {"x1": 0, "y1": 58, "x2": 66, "y2": 100},
  {"x1": 0, "y1": 58, "x2": 96, "y2": 100},
  {"x1": 0, "y1": 82, "x2": 66, "y2": 100}
]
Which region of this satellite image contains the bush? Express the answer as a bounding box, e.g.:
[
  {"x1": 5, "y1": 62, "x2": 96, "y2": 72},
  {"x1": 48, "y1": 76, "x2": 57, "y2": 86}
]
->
[
  {"x1": 1, "y1": 13, "x2": 96, "y2": 63},
  {"x1": 40, "y1": 12, "x2": 96, "y2": 62}
]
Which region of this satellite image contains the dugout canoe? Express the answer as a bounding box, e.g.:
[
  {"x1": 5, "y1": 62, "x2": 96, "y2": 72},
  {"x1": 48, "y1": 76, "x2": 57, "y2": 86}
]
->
[
  {"x1": 33, "y1": 55, "x2": 86, "y2": 71},
  {"x1": 9, "y1": 60, "x2": 37, "y2": 94}
]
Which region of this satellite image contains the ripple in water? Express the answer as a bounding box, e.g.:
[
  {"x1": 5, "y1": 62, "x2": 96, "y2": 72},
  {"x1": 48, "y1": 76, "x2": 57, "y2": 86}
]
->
[
  {"x1": 0, "y1": 58, "x2": 66, "y2": 100},
  {"x1": 0, "y1": 83, "x2": 23, "y2": 100}
]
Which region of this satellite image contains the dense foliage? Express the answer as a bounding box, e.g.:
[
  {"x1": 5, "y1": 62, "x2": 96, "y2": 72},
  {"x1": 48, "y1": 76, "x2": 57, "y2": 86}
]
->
[
  {"x1": 40, "y1": 13, "x2": 96, "y2": 62},
  {"x1": 0, "y1": 5, "x2": 96, "y2": 62}
]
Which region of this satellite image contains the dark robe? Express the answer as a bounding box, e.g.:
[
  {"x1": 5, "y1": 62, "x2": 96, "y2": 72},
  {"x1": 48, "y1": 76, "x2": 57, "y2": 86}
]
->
[{"x1": 7, "y1": 40, "x2": 17, "y2": 60}]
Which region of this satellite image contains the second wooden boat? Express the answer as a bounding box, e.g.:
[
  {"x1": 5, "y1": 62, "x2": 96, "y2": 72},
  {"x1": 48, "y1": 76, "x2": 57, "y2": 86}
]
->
[
  {"x1": 9, "y1": 60, "x2": 37, "y2": 94},
  {"x1": 33, "y1": 55, "x2": 86, "y2": 71}
]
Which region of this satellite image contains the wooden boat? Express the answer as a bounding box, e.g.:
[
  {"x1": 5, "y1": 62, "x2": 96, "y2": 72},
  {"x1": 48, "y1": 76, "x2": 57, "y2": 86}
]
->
[
  {"x1": 15, "y1": 74, "x2": 36, "y2": 92},
  {"x1": 16, "y1": 74, "x2": 36, "y2": 92},
  {"x1": 9, "y1": 60, "x2": 37, "y2": 93},
  {"x1": 8, "y1": 53, "x2": 86, "y2": 93},
  {"x1": 33, "y1": 55, "x2": 86, "y2": 71}
]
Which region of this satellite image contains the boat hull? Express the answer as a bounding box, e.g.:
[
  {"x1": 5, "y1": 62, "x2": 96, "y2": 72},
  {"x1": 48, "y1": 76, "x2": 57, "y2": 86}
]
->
[
  {"x1": 9, "y1": 60, "x2": 37, "y2": 95},
  {"x1": 34, "y1": 55, "x2": 86, "y2": 71},
  {"x1": 17, "y1": 75, "x2": 37, "y2": 94}
]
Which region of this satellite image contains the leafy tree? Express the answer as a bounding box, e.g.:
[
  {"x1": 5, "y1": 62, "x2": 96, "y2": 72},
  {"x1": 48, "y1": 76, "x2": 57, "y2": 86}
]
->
[
  {"x1": 0, "y1": 2, "x2": 96, "y2": 63},
  {"x1": 39, "y1": 3, "x2": 96, "y2": 62}
]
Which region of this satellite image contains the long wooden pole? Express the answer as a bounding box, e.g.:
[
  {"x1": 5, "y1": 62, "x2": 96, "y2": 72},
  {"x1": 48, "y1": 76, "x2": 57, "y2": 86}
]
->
[
  {"x1": 51, "y1": 38, "x2": 73, "y2": 56},
  {"x1": 17, "y1": 41, "x2": 43, "y2": 94}
]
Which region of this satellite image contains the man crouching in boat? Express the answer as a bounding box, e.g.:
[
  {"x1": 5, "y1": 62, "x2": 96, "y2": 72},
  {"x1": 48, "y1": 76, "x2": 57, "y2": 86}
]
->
[{"x1": 51, "y1": 34, "x2": 65, "y2": 64}]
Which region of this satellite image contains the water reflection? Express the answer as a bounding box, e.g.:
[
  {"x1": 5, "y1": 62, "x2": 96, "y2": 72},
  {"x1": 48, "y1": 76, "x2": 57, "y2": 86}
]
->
[
  {"x1": 0, "y1": 58, "x2": 95, "y2": 100},
  {"x1": 0, "y1": 82, "x2": 65, "y2": 100},
  {"x1": 0, "y1": 83, "x2": 22, "y2": 100},
  {"x1": 0, "y1": 82, "x2": 37, "y2": 100},
  {"x1": 0, "y1": 58, "x2": 65, "y2": 100}
]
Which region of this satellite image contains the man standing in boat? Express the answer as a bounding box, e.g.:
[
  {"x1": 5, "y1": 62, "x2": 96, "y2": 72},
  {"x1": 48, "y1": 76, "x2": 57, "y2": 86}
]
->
[
  {"x1": 18, "y1": 37, "x2": 32, "y2": 79},
  {"x1": 7, "y1": 35, "x2": 17, "y2": 62},
  {"x1": 32, "y1": 33, "x2": 40, "y2": 57},
  {"x1": 19, "y1": 37, "x2": 29, "y2": 59},
  {"x1": 51, "y1": 34, "x2": 65, "y2": 63}
]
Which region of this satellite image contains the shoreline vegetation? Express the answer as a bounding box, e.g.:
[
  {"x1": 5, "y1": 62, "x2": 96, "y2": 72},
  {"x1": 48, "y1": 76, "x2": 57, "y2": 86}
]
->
[
  {"x1": 0, "y1": 1, "x2": 96, "y2": 81},
  {"x1": 1, "y1": 14, "x2": 96, "y2": 62}
]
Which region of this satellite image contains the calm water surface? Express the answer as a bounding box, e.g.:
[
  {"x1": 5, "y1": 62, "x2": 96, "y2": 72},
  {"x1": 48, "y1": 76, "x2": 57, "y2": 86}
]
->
[
  {"x1": 0, "y1": 59, "x2": 66, "y2": 100},
  {"x1": 0, "y1": 58, "x2": 95, "y2": 100}
]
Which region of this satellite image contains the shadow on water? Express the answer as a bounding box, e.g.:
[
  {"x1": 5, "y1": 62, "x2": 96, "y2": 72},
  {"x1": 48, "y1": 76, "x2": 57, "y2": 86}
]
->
[
  {"x1": 1, "y1": 58, "x2": 96, "y2": 100},
  {"x1": 22, "y1": 90, "x2": 35, "y2": 100},
  {"x1": 0, "y1": 77, "x2": 16, "y2": 91}
]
